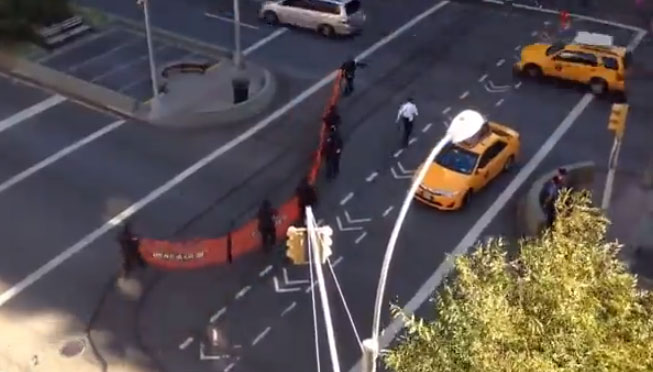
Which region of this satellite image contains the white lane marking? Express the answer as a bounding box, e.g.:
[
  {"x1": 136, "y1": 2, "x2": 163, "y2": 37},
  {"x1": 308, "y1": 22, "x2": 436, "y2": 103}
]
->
[
  {"x1": 304, "y1": 282, "x2": 317, "y2": 293},
  {"x1": 68, "y1": 38, "x2": 141, "y2": 72},
  {"x1": 344, "y1": 210, "x2": 372, "y2": 224},
  {"x1": 478, "y1": 74, "x2": 488, "y2": 82},
  {"x1": 274, "y1": 276, "x2": 302, "y2": 293},
  {"x1": 366, "y1": 172, "x2": 378, "y2": 182},
  {"x1": 408, "y1": 137, "x2": 417, "y2": 145},
  {"x1": 441, "y1": 120, "x2": 449, "y2": 128},
  {"x1": 514, "y1": 45, "x2": 521, "y2": 51},
  {"x1": 495, "y1": 98, "x2": 504, "y2": 107},
  {"x1": 393, "y1": 149, "x2": 403, "y2": 158},
  {"x1": 243, "y1": 28, "x2": 288, "y2": 56},
  {"x1": 336, "y1": 216, "x2": 363, "y2": 232},
  {"x1": 235, "y1": 285, "x2": 251, "y2": 300},
  {"x1": 356, "y1": 94, "x2": 595, "y2": 372},
  {"x1": 421, "y1": 123, "x2": 432, "y2": 133},
  {"x1": 531, "y1": 30, "x2": 538, "y2": 37},
  {"x1": 259, "y1": 265, "x2": 273, "y2": 277},
  {"x1": 514, "y1": 81, "x2": 522, "y2": 89},
  {"x1": 0, "y1": 0, "x2": 452, "y2": 308},
  {"x1": 482, "y1": 0, "x2": 504, "y2": 4},
  {"x1": 0, "y1": 95, "x2": 66, "y2": 134},
  {"x1": 205, "y1": 12, "x2": 260, "y2": 30},
  {"x1": 0, "y1": 120, "x2": 125, "y2": 196},
  {"x1": 179, "y1": 337, "x2": 194, "y2": 350},
  {"x1": 225, "y1": 361, "x2": 237, "y2": 372},
  {"x1": 332, "y1": 256, "x2": 344, "y2": 267},
  {"x1": 210, "y1": 307, "x2": 227, "y2": 323},
  {"x1": 496, "y1": 58, "x2": 505, "y2": 67},
  {"x1": 382, "y1": 205, "x2": 394, "y2": 217},
  {"x1": 355, "y1": 231, "x2": 367, "y2": 245},
  {"x1": 283, "y1": 267, "x2": 309, "y2": 285},
  {"x1": 441, "y1": 106, "x2": 451, "y2": 115},
  {"x1": 459, "y1": 91, "x2": 469, "y2": 99},
  {"x1": 281, "y1": 301, "x2": 297, "y2": 316},
  {"x1": 92, "y1": 44, "x2": 168, "y2": 83},
  {"x1": 340, "y1": 192, "x2": 354, "y2": 206},
  {"x1": 251, "y1": 326, "x2": 271, "y2": 346}
]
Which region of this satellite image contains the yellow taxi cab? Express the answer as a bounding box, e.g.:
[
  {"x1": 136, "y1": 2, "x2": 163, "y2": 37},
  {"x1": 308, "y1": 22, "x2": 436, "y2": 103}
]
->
[
  {"x1": 414, "y1": 121, "x2": 520, "y2": 211},
  {"x1": 514, "y1": 31, "x2": 631, "y2": 95}
]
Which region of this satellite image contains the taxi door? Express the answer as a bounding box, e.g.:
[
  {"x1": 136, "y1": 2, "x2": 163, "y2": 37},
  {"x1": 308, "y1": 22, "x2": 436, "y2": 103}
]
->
[
  {"x1": 550, "y1": 51, "x2": 586, "y2": 82},
  {"x1": 473, "y1": 141, "x2": 505, "y2": 189}
]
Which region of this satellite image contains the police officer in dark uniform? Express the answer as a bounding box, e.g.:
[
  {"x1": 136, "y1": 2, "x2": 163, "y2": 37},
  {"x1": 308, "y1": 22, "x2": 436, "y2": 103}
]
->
[
  {"x1": 323, "y1": 125, "x2": 343, "y2": 180},
  {"x1": 340, "y1": 57, "x2": 367, "y2": 96},
  {"x1": 118, "y1": 222, "x2": 145, "y2": 277},
  {"x1": 296, "y1": 177, "x2": 317, "y2": 224},
  {"x1": 257, "y1": 199, "x2": 277, "y2": 252}
]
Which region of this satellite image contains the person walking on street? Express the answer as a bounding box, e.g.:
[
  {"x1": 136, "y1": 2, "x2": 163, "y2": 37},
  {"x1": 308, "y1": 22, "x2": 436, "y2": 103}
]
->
[
  {"x1": 257, "y1": 199, "x2": 278, "y2": 252},
  {"x1": 396, "y1": 97, "x2": 419, "y2": 148},
  {"x1": 340, "y1": 57, "x2": 367, "y2": 96},
  {"x1": 323, "y1": 125, "x2": 343, "y2": 180},
  {"x1": 118, "y1": 222, "x2": 145, "y2": 277},
  {"x1": 296, "y1": 177, "x2": 318, "y2": 224}
]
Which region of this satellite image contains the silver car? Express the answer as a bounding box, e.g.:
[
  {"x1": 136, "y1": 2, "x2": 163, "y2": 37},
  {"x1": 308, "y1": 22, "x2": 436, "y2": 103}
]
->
[{"x1": 259, "y1": 0, "x2": 366, "y2": 37}]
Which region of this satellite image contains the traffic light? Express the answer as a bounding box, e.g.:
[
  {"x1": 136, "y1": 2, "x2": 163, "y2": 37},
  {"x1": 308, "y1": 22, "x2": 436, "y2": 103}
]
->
[
  {"x1": 315, "y1": 226, "x2": 334, "y2": 264},
  {"x1": 608, "y1": 103, "x2": 629, "y2": 138},
  {"x1": 286, "y1": 226, "x2": 307, "y2": 264}
]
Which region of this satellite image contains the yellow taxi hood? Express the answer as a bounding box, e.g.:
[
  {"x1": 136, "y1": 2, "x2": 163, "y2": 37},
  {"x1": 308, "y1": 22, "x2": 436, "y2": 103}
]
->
[
  {"x1": 521, "y1": 44, "x2": 549, "y2": 59},
  {"x1": 421, "y1": 162, "x2": 471, "y2": 192}
]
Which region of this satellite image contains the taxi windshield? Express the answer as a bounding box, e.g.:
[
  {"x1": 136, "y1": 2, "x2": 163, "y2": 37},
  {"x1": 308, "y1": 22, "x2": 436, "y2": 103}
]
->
[
  {"x1": 435, "y1": 145, "x2": 479, "y2": 175},
  {"x1": 546, "y1": 43, "x2": 565, "y2": 56}
]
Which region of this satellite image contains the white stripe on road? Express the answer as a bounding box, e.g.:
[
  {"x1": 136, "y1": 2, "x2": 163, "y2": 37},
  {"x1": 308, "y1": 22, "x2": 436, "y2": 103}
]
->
[
  {"x1": 355, "y1": 231, "x2": 367, "y2": 245},
  {"x1": 478, "y1": 74, "x2": 488, "y2": 83},
  {"x1": 178, "y1": 337, "x2": 194, "y2": 350},
  {"x1": 0, "y1": 95, "x2": 66, "y2": 134},
  {"x1": 459, "y1": 91, "x2": 469, "y2": 99},
  {"x1": 382, "y1": 205, "x2": 394, "y2": 217},
  {"x1": 366, "y1": 172, "x2": 378, "y2": 182},
  {"x1": 0, "y1": 0, "x2": 453, "y2": 308},
  {"x1": 209, "y1": 307, "x2": 227, "y2": 323},
  {"x1": 441, "y1": 107, "x2": 451, "y2": 115},
  {"x1": 281, "y1": 301, "x2": 296, "y2": 316},
  {"x1": 347, "y1": 93, "x2": 595, "y2": 372},
  {"x1": 495, "y1": 98, "x2": 504, "y2": 107},
  {"x1": 0, "y1": 120, "x2": 125, "y2": 196},
  {"x1": 496, "y1": 58, "x2": 505, "y2": 67},
  {"x1": 235, "y1": 285, "x2": 251, "y2": 300},
  {"x1": 225, "y1": 361, "x2": 237, "y2": 372},
  {"x1": 259, "y1": 265, "x2": 273, "y2": 277},
  {"x1": 243, "y1": 28, "x2": 288, "y2": 56},
  {"x1": 393, "y1": 149, "x2": 403, "y2": 158},
  {"x1": 251, "y1": 326, "x2": 272, "y2": 346},
  {"x1": 332, "y1": 256, "x2": 344, "y2": 267},
  {"x1": 205, "y1": 12, "x2": 260, "y2": 30},
  {"x1": 421, "y1": 123, "x2": 432, "y2": 133},
  {"x1": 340, "y1": 192, "x2": 354, "y2": 206}
]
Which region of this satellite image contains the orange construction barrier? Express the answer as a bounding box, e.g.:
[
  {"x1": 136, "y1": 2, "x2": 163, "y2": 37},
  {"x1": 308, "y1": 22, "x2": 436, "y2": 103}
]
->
[{"x1": 139, "y1": 69, "x2": 344, "y2": 269}]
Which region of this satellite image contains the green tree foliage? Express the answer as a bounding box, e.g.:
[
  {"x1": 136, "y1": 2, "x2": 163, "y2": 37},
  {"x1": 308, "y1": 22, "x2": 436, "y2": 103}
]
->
[
  {"x1": 0, "y1": 0, "x2": 72, "y2": 40},
  {"x1": 385, "y1": 191, "x2": 653, "y2": 372}
]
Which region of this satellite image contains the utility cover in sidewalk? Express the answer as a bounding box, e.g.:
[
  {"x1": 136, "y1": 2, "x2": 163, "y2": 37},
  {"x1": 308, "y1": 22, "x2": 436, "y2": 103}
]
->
[{"x1": 60, "y1": 339, "x2": 86, "y2": 358}]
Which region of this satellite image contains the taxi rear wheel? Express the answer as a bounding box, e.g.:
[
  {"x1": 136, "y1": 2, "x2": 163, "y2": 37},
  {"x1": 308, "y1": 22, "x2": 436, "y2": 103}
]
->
[
  {"x1": 589, "y1": 78, "x2": 607, "y2": 95},
  {"x1": 318, "y1": 24, "x2": 335, "y2": 38},
  {"x1": 524, "y1": 64, "x2": 542, "y2": 79}
]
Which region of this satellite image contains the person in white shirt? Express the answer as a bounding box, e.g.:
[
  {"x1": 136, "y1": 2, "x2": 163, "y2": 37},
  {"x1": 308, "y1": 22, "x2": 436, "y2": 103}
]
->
[{"x1": 396, "y1": 97, "x2": 418, "y2": 148}]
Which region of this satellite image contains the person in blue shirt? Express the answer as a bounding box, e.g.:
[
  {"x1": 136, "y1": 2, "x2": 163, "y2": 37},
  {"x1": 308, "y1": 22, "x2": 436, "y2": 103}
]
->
[{"x1": 539, "y1": 168, "x2": 568, "y2": 227}]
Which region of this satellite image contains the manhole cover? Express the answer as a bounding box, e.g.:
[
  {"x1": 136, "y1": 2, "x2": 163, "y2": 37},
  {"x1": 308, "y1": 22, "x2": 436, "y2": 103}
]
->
[{"x1": 60, "y1": 339, "x2": 86, "y2": 358}]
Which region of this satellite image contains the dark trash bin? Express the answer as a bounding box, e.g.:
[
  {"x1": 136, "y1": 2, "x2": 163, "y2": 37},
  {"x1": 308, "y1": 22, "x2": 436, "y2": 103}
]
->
[{"x1": 232, "y1": 78, "x2": 250, "y2": 104}]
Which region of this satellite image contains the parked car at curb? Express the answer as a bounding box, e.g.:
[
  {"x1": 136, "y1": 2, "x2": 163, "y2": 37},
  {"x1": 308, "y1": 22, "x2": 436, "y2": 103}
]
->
[
  {"x1": 259, "y1": 0, "x2": 366, "y2": 37},
  {"x1": 414, "y1": 121, "x2": 520, "y2": 211}
]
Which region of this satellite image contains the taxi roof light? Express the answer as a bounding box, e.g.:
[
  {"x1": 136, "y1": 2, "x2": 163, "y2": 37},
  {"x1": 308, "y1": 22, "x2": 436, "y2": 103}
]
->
[{"x1": 573, "y1": 31, "x2": 613, "y2": 48}]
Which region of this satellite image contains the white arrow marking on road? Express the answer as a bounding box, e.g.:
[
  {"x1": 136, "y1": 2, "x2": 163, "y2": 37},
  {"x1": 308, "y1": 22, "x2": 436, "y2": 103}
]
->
[
  {"x1": 495, "y1": 98, "x2": 505, "y2": 107},
  {"x1": 332, "y1": 256, "x2": 344, "y2": 267},
  {"x1": 273, "y1": 277, "x2": 301, "y2": 293},
  {"x1": 393, "y1": 149, "x2": 403, "y2": 158},
  {"x1": 235, "y1": 285, "x2": 251, "y2": 300},
  {"x1": 366, "y1": 171, "x2": 378, "y2": 182},
  {"x1": 281, "y1": 301, "x2": 297, "y2": 316},
  {"x1": 489, "y1": 80, "x2": 511, "y2": 91},
  {"x1": 340, "y1": 192, "x2": 354, "y2": 206},
  {"x1": 355, "y1": 231, "x2": 368, "y2": 245},
  {"x1": 422, "y1": 123, "x2": 432, "y2": 133},
  {"x1": 199, "y1": 343, "x2": 231, "y2": 360},
  {"x1": 344, "y1": 210, "x2": 372, "y2": 224},
  {"x1": 283, "y1": 268, "x2": 309, "y2": 285},
  {"x1": 397, "y1": 161, "x2": 414, "y2": 175},
  {"x1": 336, "y1": 216, "x2": 364, "y2": 231},
  {"x1": 179, "y1": 337, "x2": 194, "y2": 350},
  {"x1": 478, "y1": 74, "x2": 488, "y2": 82},
  {"x1": 496, "y1": 58, "x2": 505, "y2": 67},
  {"x1": 382, "y1": 205, "x2": 395, "y2": 217},
  {"x1": 210, "y1": 307, "x2": 227, "y2": 323},
  {"x1": 391, "y1": 167, "x2": 412, "y2": 180},
  {"x1": 259, "y1": 265, "x2": 273, "y2": 277},
  {"x1": 441, "y1": 106, "x2": 451, "y2": 114},
  {"x1": 484, "y1": 80, "x2": 511, "y2": 93},
  {"x1": 251, "y1": 326, "x2": 271, "y2": 346}
]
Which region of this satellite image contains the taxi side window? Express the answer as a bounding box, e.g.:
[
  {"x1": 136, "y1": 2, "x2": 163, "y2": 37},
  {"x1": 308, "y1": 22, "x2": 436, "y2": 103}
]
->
[
  {"x1": 477, "y1": 141, "x2": 507, "y2": 169},
  {"x1": 602, "y1": 56, "x2": 619, "y2": 70},
  {"x1": 555, "y1": 51, "x2": 598, "y2": 66}
]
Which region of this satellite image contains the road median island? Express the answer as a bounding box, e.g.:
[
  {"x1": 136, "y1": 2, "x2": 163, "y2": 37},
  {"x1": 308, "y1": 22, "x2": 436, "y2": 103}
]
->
[{"x1": 518, "y1": 161, "x2": 595, "y2": 236}]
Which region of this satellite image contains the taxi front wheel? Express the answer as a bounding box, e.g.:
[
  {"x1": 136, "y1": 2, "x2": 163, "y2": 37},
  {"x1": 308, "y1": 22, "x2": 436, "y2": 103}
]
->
[{"x1": 524, "y1": 64, "x2": 542, "y2": 79}]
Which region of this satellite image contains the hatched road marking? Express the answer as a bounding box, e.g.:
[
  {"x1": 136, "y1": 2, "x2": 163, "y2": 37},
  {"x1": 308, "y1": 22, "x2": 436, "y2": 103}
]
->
[{"x1": 0, "y1": 95, "x2": 66, "y2": 134}]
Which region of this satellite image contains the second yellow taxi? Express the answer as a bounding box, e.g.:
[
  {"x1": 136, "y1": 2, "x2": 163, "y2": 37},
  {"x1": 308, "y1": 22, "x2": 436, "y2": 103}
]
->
[{"x1": 415, "y1": 120, "x2": 520, "y2": 211}]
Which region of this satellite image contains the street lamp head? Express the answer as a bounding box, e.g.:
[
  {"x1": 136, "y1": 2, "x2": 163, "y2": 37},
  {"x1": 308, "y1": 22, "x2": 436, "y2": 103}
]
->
[{"x1": 447, "y1": 109, "x2": 486, "y2": 144}]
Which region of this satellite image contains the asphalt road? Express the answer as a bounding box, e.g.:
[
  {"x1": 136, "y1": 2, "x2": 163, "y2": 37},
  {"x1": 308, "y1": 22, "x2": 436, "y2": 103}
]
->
[
  {"x1": 127, "y1": 3, "x2": 652, "y2": 372},
  {"x1": 0, "y1": 0, "x2": 651, "y2": 371}
]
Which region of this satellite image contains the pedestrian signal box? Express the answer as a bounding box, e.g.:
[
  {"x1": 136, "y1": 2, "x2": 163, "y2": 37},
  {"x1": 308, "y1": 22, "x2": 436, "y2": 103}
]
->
[
  {"x1": 608, "y1": 103, "x2": 628, "y2": 138},
  {"x1": 286, "y1": 226, "x2": 307, "y2": 265}
]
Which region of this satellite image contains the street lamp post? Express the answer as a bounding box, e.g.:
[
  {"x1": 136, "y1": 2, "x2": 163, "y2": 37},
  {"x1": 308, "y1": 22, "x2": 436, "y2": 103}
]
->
[
  {"x1": 362, "y1": 110, "x2": 487, "y2": 372},
  {"x1": 233, "y1": 0, "x2": 243, "y2": 68},
  {"x1": 138, "y1": 0, "x2": 159, "y2": 97}
]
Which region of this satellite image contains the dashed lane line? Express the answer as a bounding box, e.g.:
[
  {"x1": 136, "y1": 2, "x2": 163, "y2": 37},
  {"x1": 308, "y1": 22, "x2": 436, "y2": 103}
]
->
[
  {"x1": 259, "y1": 265, "x2": 273, "y2": 277},
  {"x1": 332, "y1": 256, "x2": 344, "y2": 267},
  {"x1": 251, "y1": 326, "x2": 272, "y2": 346},
  {"x1": 441, "y1": 106, "x2": 451, "y2": 115},
  {"x1": 421, "y1": 123, "x2": 432, "y2": 133},
  {"x1": 514, "y1": 45, "x2": 521, "y2": 51},
  {"x1": 235, "y1": 285, "x2": 251, "y2": 300},
  {"x1": 408, "y1": 137, "x2": 417, "y2": 145},
  {"x1": 459, "y1": 91, "x2": 469, "y2": 99},
  {"x1": 0, "y1": 95, "x2": 66, "y2": 134},
  {"x1": 478, "y1": 74, "x2": 488, "y2": 82},
  {"x1": 225, "y1": 361, "x2": 237, "y2": 372},
  {"x1": 281, "y1": 301, "x2": 297, "y2": 316},
  {"x1": 495, "y1": 98, "x2": 505, "y2": 107},
  {"x1": 355, "y1": 231, "x2": 368, "y2": 245},
  {"x1": 179, "y1": 337, "x2": 194, "y2": 350},
  {"x1": 496, "y1": 58, "x2": 505, "y2": 67},
  {"x1": 393, "y1": 149, "x2": 403, "y2": 158},
  {"x1": 210, "y1": 307, "x2": 227, "y2": 323},
  {"x1": 366, "y1": 172, "x2": 378, "y2": 182},
  {"x1": 515, "y1": 81, "x2": 522, "y2": 89},
  {"x1": 382, "y1": 206, "x2": 394, "y2": 217},
  {"x1": 340, "y1": 192, "x2": 354, "y2": 206}
]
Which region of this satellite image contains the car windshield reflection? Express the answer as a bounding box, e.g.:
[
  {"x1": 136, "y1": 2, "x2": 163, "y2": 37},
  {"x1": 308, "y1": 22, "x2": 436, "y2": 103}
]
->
[{"x1": 434, "y1": 145, "x2": 478, "y2": 175}]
